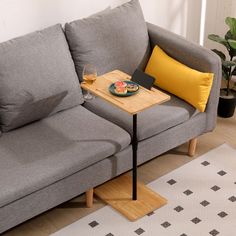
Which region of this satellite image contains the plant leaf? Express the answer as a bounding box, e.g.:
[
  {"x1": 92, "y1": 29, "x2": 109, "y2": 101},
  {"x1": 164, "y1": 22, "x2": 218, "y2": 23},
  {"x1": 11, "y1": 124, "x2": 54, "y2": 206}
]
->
[
  {"x1": 222, "y1": 68, "x2": 229, "y2": 80},
  {"x1": 222, "y1": 60, "x2": 236, "y2": 68},
  {"x1": 228, "y1": 39, "x2": 236, "y2": 49},
  {"x1": 212, "y1": 49, "x2": 226, "y2": 60},
  {"x1": 225, "y1": 30, "x2": 233, "y2": 40},
  {"x1": 233, "y1": 67, "x2": 236, "y2": 75},
  {"x1": 208, "y1": 34, "x2": 230, "y2": 50},
  {"x1": 222, "y1": 64, "x2": 230, "y2": 81},
  {"x1": 225, "y1": 17, "x2": 236, "y2": 39},
  {"x1": 229, "y1": 48, "x2": 236, "y2": 58}
]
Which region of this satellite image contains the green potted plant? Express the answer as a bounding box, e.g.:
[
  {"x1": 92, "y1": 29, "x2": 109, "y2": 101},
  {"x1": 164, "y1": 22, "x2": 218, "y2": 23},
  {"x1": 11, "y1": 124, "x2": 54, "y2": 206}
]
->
[{"x1": 208, "y1": 16, "x2": 236, "y2": 118}]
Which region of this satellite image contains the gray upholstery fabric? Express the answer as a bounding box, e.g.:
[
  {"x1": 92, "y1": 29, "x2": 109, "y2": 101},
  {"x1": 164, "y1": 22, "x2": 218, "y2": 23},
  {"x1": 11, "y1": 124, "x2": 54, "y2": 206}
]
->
[
  {"x1": 0, "y1": 91, "x2": 68, "y2": 132},
  {"x1": 137, "y1": 113, "x2": 207, "y2": 164},
  {"x1": 0, "y1": 24, "x2": 84, "y2": 132},
  {"x1": 0, "y1": 112, "x2": 207, "y2": 234},
  {"x1": 65, "y1": 0, "x2": 150, "y2": 81},
  {"x1": 147, "y1": 22, "x2": 221, "y2": 132},
  {"x1": 0, "y1": 105, "x2": 130, "y2": 208},
  {"x1": 84, "y1": 95, "x2": 196, "y2": 141},
  {"x1": 0, "y1": 146, "x2": 132, "y2": 234}
]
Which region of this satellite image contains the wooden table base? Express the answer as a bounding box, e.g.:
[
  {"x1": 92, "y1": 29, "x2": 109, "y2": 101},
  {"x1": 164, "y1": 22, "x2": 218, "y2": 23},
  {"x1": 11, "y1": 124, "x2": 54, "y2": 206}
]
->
[{"x1": 94, "y1": 175, "x2": 167, "y2": 221}]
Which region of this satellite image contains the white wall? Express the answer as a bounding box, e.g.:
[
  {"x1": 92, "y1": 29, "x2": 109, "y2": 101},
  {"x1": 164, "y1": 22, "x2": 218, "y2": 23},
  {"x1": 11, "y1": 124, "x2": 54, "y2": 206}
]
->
[
  {"x1": 0, "y1": 0, "x2": 123, "y2": 42},
  {"x1": 0, "y1": 0, "x2": 202, "y2": 43},
  {"x1": 204, "y1": 0, "x2": 236, "y2": 51}
]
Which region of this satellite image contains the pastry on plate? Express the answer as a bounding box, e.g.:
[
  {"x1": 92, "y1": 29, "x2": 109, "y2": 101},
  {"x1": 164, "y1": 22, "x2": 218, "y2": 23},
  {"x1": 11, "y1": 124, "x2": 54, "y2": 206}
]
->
[
  {"x1": 115, "y1": 86, "x2": 127, "y2": 95},
  {"x1": 114, "y1": 81, "x2": 127, "y2": 88},
  {"x1": 127, "y1": 84, "x2": 139, "y2": 92}
]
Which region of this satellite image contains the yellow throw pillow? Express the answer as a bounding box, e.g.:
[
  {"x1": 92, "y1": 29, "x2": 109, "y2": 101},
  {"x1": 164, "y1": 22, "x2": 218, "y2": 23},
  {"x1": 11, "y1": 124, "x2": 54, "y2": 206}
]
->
[{"x1": 145, "y1": 46, "x2": 214, "y2": 112}]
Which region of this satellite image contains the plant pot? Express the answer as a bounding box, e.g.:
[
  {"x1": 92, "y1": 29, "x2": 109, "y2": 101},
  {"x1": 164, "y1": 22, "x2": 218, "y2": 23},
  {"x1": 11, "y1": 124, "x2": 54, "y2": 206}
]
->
[{"x1": 217, "y1": 89, "x2": 236, "y2": 118}]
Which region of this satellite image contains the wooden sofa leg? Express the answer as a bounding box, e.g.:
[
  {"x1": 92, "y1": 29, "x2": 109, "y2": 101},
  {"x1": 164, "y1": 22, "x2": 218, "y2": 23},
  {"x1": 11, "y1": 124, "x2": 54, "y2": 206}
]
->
[
  {"x1": 86, "y1": 189, "x2": 94, "y2": 208},
  {"x1": 188, "y1": 138, "x2": 198, "y2": 157}
]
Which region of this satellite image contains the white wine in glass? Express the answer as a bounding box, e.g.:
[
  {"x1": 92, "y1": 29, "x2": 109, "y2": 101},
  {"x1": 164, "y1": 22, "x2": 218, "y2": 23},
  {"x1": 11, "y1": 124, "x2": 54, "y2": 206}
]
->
[
  {"x1": 83, "y1": 64, "x2": 97, "y2": 100},
  {"x1": 83, "y1": 74, "x2": 97, "y2": 85}
]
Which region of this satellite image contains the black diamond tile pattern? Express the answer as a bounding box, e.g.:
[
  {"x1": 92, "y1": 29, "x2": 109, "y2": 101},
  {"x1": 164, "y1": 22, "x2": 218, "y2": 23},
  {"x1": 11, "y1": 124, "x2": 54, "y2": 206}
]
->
[
  {"x1": 211, "y1": 185, "x2": 220, "y2": 191},
  {"x1": 209, "y1": 229, "x2": 220, "y2": 235},
  {"x1": 228, "y1": 196, "x2": 236, "y2": 202},
  {"x1": 89, "y1": 220, "x2": 99, "y2": 228},
  {"x1": 183, "y1": 189, "x2": 193, "y2": 196},
  {"x1": 134, "y1": 228, "x2": 145, "y2": 235},
  {"x1": 174, "y1": 206, "x2": 184, "y2": 212},
  {"x1": 73, "y1": 148, "x2": 236, "y2": 236},
  {"x1": 161, "y1": 221, "x2": 171, "y2": 228},
  {"x1": 167, "y1": 179, "x2": 177, "y2": 185},
  {"x1": 201, "y1": 161, "x2": 210, "y2": 166},
  {"x1": 200, "y1": 200, "x2": 210, "y2": 207},
  {"x1": 218, "y1": 211, "x2": 228, "y2": 218},
  {"x1": 217, "y1": 170, "x2": 227, "y2": 176},
  {"x1": 191, "y1": 217, "x2": 201, "y2": 224}
]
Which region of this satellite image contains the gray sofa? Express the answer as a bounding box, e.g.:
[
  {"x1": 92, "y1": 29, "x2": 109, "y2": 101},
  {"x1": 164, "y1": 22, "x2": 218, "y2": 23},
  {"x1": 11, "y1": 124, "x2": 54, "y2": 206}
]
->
[{"x1": 0, "y1": 0, "x2": 221, "y2": 234}]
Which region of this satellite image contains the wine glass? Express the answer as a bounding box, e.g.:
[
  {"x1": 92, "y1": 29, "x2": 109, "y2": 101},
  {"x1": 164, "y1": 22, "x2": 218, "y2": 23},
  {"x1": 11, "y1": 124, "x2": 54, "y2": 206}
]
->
[{"x1": 82, "y1": 64, "x2": 97, "y2": 100}]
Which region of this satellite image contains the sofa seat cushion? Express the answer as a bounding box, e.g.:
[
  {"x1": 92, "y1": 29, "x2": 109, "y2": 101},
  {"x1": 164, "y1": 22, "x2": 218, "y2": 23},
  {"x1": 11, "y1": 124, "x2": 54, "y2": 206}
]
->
[
  {"x1": 0, "y1": 106, "x2": 130, "y2": 207},
  {"x1": 65, "y1": 0, "x2": 150, "y2": 81},
  {"x1": 84, "y1": 95, "x2": 197, "y2": 141},
  {"x1": 0, "y1": 24, "x2": 84, "y2": 132}
]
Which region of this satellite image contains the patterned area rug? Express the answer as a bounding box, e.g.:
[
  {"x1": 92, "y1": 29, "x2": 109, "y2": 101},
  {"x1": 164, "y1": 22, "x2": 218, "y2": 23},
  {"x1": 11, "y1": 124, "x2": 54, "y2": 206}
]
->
[{"x1": 52, "y1": 144, "x2": 236, "y2": 236}]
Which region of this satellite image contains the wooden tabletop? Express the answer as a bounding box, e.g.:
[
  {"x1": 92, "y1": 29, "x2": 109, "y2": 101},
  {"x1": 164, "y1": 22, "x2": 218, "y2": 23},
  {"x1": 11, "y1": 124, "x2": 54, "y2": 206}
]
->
[{"x1": 81, "y1": 70, "x2": 170, "y2": 115}]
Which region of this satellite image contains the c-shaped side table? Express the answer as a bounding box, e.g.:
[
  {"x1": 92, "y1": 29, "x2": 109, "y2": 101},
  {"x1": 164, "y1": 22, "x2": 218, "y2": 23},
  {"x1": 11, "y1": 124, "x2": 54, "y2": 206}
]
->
[{"x1": 81, "y1": 70, "x2": 170, "y2": 221}]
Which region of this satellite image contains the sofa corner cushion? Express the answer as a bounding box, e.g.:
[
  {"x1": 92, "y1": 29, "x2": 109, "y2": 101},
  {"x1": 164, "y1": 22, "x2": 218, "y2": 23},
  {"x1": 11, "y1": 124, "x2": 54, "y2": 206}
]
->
[
  {"x1": 0, "y1": 24, "x2": 84, "y2": 132},
  {"x1": 145, "y1": 45, "x2": 214, "y2": 112},
  {"x1": 65, "y1": 0, "x2": 150, "y2": 81},
  {"x1": 0, "y1": 105, "x2": 131, "y2": 208}
]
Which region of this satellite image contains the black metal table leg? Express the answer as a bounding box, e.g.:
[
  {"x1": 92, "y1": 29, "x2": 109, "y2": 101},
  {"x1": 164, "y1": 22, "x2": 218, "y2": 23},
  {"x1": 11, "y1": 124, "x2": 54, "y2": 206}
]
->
[{"x1": 132, "y1": 114, "x2": 138, "y2": 200}]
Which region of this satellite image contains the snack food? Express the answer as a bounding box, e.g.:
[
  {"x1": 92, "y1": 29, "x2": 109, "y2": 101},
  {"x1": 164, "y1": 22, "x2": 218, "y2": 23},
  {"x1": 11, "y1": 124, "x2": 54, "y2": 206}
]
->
[
  {"x1": 115, "y1": 86, "x2": 127, "y2": 95},
  {"x1": 127, "y1": 83, "x2": 139, "y2": 92},
  {"x1": 114, "y1": 81, "x2": 127, "y2": 88}
]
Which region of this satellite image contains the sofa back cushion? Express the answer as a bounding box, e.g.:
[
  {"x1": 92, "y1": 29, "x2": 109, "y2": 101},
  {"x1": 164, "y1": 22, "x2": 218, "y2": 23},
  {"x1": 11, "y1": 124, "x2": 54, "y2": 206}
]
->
[
  {"x1": 65, "y1": 0, "x2": 150, "y2": 81},
  {"x1": 0, "y1": 24, "x2": 84, "y2": 132}
]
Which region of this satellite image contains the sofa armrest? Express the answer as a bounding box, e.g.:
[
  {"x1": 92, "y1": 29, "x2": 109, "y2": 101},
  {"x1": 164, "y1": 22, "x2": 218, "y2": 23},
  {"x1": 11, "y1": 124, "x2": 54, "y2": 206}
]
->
[{"x1": 147, "y1": 22, "x2": 221, "y2": 132}]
